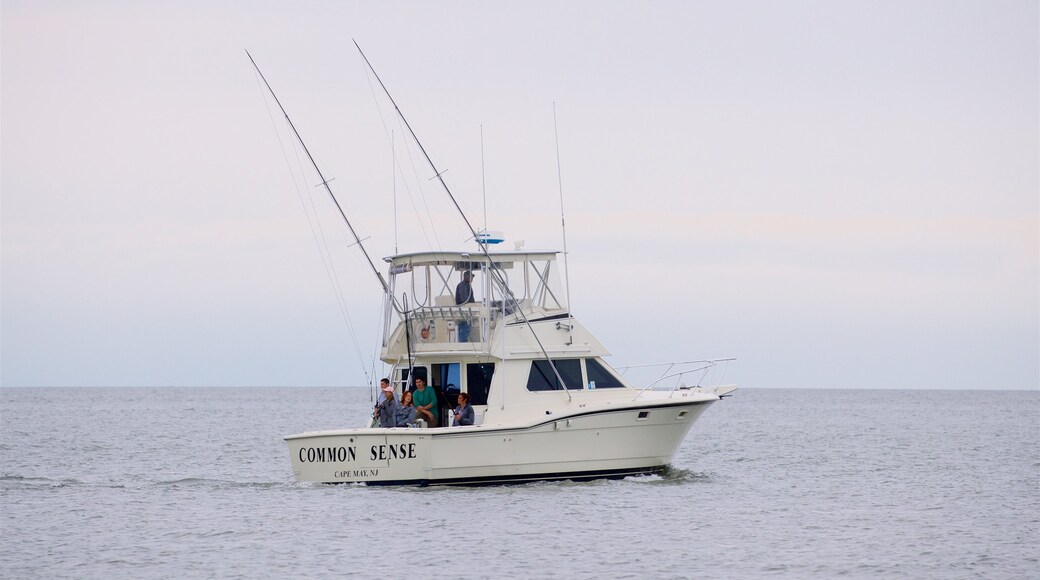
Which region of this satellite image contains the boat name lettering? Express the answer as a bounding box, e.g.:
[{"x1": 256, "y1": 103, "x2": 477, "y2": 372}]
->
[
  {"x1": 299, "y1": 446, "x2": 357, "y2": 463},
  {"x1": 370, "y1": 443, "x2": 417, "y2": 461}
]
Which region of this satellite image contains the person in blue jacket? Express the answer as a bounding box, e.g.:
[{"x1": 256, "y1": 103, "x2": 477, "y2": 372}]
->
[
  {"x1": 395, "y1": 390, "x2": 418, "y2": 427},
  {"x1": 374, "y1": 384, "x2": 400, "y2": 428},
  {"x1": 452, "y1": 392, "x2": 475, "y2": 426}
]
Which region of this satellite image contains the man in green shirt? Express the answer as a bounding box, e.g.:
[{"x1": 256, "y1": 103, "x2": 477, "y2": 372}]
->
[{"x1": 412, "y1": 377, "x2": 439, "y2": 427}]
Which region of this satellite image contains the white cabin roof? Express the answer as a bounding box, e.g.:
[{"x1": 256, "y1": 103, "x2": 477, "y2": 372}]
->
[{"x1": 384, "y1": 250, "x2": 560, "y2": 266}]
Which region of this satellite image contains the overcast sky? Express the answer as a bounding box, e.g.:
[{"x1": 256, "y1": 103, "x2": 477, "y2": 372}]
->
[{"x1": 2, "y1": 0, "x2": 1037, "y2": 388}]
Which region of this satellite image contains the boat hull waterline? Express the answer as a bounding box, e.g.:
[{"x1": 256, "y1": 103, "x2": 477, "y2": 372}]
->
[{"x1": 287, "y1": 397, "x2": 715, "y2": 486}]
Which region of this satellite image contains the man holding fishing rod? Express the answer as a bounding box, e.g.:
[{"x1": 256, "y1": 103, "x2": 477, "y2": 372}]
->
[{"x1": 373, "y1": 378, "x2": 400, "y2": 428}]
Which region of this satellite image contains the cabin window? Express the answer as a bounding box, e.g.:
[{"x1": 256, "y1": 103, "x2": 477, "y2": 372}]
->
[
  {"x1": 526, "y1": 359, "x2": 583, "y2": 391},
  {"x1": 585, "y1": 358, "x2": 625, "y2": 389},
  {"x1": 400, "y1": 366, "x2": 428, "y2": 390},
  {"x1": 433, "y1": 363, "x2": 462, "y2": 396},
  {"x1": 466, "y1": 363, "x2": 495, "y2": 406}
]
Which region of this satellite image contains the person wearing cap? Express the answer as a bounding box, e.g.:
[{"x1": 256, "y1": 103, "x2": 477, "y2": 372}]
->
[
  {"x1": 370, "y1": 378, "x2": 389, "y2": 427},
  {"x1": 455, "y1": 270, "x2": 476, "y2": 342},
  {"x1": 375, "y1": 378, "x2": 390, "y2": 405},
  {"x1": 374, "y1": 383, "x2": 401, "y2": 428},
  {"x1": 412, "y1": 377, "x2": 438, "y2": 427}
]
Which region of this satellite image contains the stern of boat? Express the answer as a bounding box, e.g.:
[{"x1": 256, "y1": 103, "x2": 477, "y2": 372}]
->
[{"x1": 286, "y1": 429, "x2": 433, "y2": 484}]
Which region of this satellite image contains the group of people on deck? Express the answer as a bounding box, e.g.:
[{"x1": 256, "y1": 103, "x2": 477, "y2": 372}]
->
[{"x1": 373, "y1": 377, "x2": 475, "y2": 428}]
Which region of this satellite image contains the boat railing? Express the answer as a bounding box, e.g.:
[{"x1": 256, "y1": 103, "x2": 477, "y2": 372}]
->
[
  {"x1": 405, "y1": 299, "x2": 548, "y2": 347},
  {"x1": 621, "y1": 358, "x2": 737, "y2": 400},
  {"x1": 410, "y1": 298, "x2": 536, "y2": 321},
  {"x1": 408, "y1": 304, "x2": 487, "y2": 345},
  {"x1": 413, "y1": 304, "x2": 484, "y2": 322}
]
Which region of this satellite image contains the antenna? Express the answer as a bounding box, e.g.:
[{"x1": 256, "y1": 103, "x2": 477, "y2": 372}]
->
[
  {"x1": 481, "y1": 124, "x2": 487, "y2": 233},
  {"x1": 553, "y1": 102, "x2": 573, "y2": 336}
]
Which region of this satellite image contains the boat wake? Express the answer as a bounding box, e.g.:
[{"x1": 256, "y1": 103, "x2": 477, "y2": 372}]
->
[
  {"x1": 0, "y1": 474, "x2": 315, "y2": 491},
  {"x1": 152, "y1": 478, "x2": 312, "y2": 490},
  {"x1": 622, "y1": 467, "x2": 717, "y2": 485},
  {"x1": 1, "y1": 474, "x2": 98, "y2": 488}
]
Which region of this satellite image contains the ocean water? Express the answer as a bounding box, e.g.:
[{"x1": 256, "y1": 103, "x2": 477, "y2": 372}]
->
[{"x1": 1, "y1": 387, "x2": 1037, "y2": 579}]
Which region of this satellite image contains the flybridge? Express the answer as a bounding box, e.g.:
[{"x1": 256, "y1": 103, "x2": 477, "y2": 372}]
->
[{"x1": 380, "y1": 250, "x2": 568, "y2": 356}]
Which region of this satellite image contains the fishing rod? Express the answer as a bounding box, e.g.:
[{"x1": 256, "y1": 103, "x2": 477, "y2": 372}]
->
[
  {"x1": 354, "y1": 40, "x2": 574, "y2": 400},
  {"x1": 402, "y1": 293, "x2": 415, "y2": 389},
  {"x1": 246, "y1": 50, "x2": 393, "y2": 302}
]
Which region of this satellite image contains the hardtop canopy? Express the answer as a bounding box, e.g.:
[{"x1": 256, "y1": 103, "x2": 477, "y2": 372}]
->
[{"x1": 384, "y1": 250, "x2": 560, "y2": 268}]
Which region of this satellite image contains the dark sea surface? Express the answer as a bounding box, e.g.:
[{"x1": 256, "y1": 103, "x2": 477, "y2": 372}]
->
[{"x1": 1, "y1": 387, "x2": 1037, "y2": 579}]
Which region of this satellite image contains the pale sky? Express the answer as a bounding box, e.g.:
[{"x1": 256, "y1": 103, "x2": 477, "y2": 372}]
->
[{"x1": 2, "y1": 0, "x2": 1037, "y2": 388}]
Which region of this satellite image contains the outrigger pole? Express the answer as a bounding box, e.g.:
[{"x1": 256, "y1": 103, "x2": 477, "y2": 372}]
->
[
  {"x1": 353, "y1": 40, "x2": 574, "y2": 401},
  {"x1": 246, "y1": 50, "x2": 393, "y2": 301}
]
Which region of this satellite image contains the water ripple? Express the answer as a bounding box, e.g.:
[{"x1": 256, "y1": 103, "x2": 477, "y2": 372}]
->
[{"x1": 1, "y1": 387, "x2": 1037, "y2": 579}]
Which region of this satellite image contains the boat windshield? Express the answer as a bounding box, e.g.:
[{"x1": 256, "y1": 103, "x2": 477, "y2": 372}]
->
[{"x1": 381, "y1": 251, "x2": 566, "y2": 350}]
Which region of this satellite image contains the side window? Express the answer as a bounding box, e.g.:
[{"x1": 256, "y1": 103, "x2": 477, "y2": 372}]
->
[
  {"x1": 585, "y1": 358, "x2": 625, "y2": 389},
  {"x1": 466, "y1": 363, "x2": 495, "y2": 406},
  {"x1": 401, "y1": 366, "x2": 428, "y2": 391},
  {"x1": 526, "y1": 359, "x2": 583, "y2": 391},
  {"x1": 433, "y1": 363, "x2": 461, "y2": 395}
]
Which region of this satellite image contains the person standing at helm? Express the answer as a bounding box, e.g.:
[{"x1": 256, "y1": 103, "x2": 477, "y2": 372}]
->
[{"x1": 455, "y1": 270, "x2": 476, "y2": 342}]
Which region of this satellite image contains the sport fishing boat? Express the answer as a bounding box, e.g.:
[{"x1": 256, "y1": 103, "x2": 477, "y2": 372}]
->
[
  {"x1": 285, "y1": 249, "x2": 735, "y2": 485},
  {"x1": 250, "y1": 45, "x2": 736, "y2": 486}
]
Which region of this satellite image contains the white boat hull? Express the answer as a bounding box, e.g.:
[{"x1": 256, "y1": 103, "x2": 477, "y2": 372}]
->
[{"x1": 286, "y1": 398, "x2": 715, "y2": 485}]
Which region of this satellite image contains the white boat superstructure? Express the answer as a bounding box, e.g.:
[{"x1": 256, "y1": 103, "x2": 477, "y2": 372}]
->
[{"x1": 286, "y1": 251, "x2": 734, "y2": 485}]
